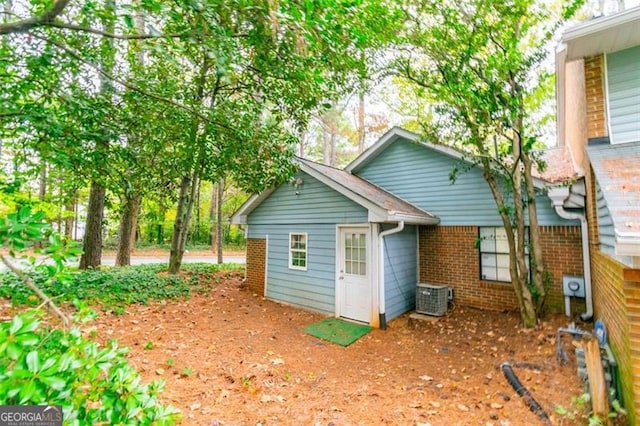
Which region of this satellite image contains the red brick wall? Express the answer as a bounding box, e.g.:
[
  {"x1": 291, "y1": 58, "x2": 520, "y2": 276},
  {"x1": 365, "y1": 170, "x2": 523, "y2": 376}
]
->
[
  {"x1": 592, "y1": 250, "x2": 636, "y2": 421},
  {"x1": 418, "y1": 225, "x2": 583, "y2": 313},
  {"x1": 584, "y1": 54, "x2": 608, "y2": 140},
  {"x1": 245, "y1": 238, "x2": 266, "y2": 295},
  {"x1": 624, "y1": 268, "x2": 640, "y2": 422}
]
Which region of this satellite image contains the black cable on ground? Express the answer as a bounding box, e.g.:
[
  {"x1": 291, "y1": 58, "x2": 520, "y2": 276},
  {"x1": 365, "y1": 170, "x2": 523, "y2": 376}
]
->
[{"x1": 501, "y1": 362, "x2": 551, "y2": 425}]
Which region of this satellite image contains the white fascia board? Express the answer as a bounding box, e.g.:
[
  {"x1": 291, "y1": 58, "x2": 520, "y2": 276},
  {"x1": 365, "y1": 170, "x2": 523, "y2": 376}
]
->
[
  {"x1": 229, "y1": 189, "x2": 275, "y2": 224},
  {"x1": 388, "y1": 212, "x2": 440, "y2": 225},
  {"x1": 563, "y1": 7, "x2": 640, "y2": 42},
  {"x1": 615, "y1": 230, "x2": 640, "y2": 256},
  {"x1": 563, "y1": 6, "x2": 640, "y2": 60}
]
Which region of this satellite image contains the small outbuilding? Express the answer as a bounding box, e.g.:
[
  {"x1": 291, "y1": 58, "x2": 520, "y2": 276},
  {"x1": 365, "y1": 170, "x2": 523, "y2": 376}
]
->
[{"x1": 232, "y1": 127, "x2": 584, "y2": 328}]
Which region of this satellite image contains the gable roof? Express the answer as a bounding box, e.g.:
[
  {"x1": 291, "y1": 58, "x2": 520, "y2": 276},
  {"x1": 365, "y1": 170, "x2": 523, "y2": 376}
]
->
[
  {"x1": 347, "y1": 126, "x2": 576, "y2": 186},
  {"x1": 587, "y1": 142, "x2": 640, "y2": 255},
  {"x1": 562, "y1": 6, "x2": 640, "y2": 60},
  {"x1": 231, "y1": 157, "x2": 439, "y2": 226}
]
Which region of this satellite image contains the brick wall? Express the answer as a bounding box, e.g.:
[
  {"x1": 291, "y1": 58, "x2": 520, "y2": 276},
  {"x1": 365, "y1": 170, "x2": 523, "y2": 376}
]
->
[
  {"x1": 245, "y1": 238, "x2": 266, "y2": 295},
  {"x1": 592, "y1": 250, "x2": 635, "y2": 421},
  {"x1": 418, "y1": 225, "x2": 583, "y2": 314},
  {"x1": 624, "y1": 268, "x2": 640, "y2": 422},
  {"x1": 584, "y1": 54, "x2": 608, "y2": 140}
]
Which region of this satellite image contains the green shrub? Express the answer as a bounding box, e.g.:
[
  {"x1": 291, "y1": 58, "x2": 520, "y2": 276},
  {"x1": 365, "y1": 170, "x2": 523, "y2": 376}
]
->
[
  {"x1": 0, "y1": 262, "x2": 243, "y2": 309},
  {"x1": 0, "y1": 310, "x2": 180, "y2": 424}
]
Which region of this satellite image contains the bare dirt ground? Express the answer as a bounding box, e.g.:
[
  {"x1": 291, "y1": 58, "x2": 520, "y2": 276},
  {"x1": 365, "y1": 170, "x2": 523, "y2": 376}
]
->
[{"x1": 88, "y1": 272, "x2": 590, "y2": 426}]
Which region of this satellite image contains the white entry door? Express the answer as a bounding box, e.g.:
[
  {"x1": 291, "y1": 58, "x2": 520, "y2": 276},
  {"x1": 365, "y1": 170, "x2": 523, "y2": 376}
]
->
[{"x1": 338, "y1": 227, "x2": 370, "y2": 323}]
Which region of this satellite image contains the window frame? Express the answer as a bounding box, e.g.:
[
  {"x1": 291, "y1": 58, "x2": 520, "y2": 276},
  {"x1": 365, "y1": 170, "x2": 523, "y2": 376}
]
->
[
  {"x1": 478, "y1": 226, "x2": 529, "y2": 283},
  {"x1": 288, "y1": 232, "x2": 308, "y2": 271}
]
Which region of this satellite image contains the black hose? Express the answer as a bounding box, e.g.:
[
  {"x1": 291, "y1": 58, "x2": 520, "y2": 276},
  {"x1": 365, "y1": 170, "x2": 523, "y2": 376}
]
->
[{"x1": 501, "y1": 362, "x2": 551, "y2": 425}]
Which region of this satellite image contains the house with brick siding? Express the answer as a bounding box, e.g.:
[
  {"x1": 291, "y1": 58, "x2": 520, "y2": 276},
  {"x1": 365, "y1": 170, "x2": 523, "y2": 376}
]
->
[
  {"x1": 556, "y1": 5, "x2": 640, "y2": 422},
  {"x1": 232, "y1": 126, "x2": 585, "y2": 330}
]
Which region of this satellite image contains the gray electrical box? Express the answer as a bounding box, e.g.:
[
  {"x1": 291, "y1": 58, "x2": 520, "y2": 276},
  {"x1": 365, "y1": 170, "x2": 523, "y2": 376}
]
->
[{"x1": 562, "y1": 276, "x2": 585, "y2": 298}]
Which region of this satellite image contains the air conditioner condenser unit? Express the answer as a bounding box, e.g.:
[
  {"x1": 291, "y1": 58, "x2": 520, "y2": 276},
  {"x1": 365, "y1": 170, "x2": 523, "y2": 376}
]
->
[{"x1": 416, "y1": 283, "x2": 449, "y2": 316}]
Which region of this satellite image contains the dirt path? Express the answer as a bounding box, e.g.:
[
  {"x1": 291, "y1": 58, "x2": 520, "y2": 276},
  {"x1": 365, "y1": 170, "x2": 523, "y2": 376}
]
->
[{"x1": 92, "y1": 274, "x2": 587, "y2": 425}]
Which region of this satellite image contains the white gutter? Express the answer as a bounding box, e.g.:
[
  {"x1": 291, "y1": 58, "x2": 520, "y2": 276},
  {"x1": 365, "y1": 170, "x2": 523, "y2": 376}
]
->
[
  {"x1": 378, "y1": 221, "x2": 404, "y2": 330},
  {"x1": 548, "y1": 187, "x2": 593, "y2": 321}
]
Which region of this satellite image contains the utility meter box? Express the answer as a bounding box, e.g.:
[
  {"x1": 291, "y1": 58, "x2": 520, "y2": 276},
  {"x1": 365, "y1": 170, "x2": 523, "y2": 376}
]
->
[{"x1": 562, "y1": 276, "x2": 586, "y2": 298}]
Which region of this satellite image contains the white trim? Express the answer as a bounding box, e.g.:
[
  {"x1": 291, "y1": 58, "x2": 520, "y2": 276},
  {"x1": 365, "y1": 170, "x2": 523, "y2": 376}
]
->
[
  {"x1": 288, "y1": 232, "x2": 308, "y2": 271},
  {"x1": 562, "y1": 6, "x2": 640, "y2": 60},
  {"x1": 334, "y1": 224, "x2": 341, "y2": 319},
  {"x1": 370, "y1": 224, "x2": 380, "y2": 328},
  {"x1": 230, "y1": 189, "x2": 276, "y2": 224},
  {"x1": 615, "y1": 231, "x2": 640, "y2": 256},
  {"x1": 563, "y1": 6, "x2": 640, "y2": 41},
  {"x1": 264, "y1": 235, "x2": 269, "y2": 297},
  {"x1": 604, "y1": 52, "x2": 613, "y2": 143},
  {"x1": 336, "y1": 224, "x2": 374, "y2": 325}
]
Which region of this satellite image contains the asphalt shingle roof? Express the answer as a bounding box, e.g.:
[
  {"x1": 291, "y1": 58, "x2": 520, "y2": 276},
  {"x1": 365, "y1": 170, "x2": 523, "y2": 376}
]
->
[
  {"x1": 298, "y1": 158, "x2": 437, "y2": 222},
  {"x1": 588, "y1": 142, "x2": 640, "y2": 234}
]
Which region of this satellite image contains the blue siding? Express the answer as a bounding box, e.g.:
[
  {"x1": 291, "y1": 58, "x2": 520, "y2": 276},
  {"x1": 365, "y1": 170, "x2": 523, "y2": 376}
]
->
[
  {"x1": 383, "y1": 225, "x2": 418, "y2": 320},
  {"x1": 607, "y1": 46, "x2": 640, "y2": 144},
  {"x1": 596, "y1": 182, "x2": 633, "y2": 266},
  {"x1": 248, "y1": 172, "x2": 368, "y2": 226},
  {"x1": 247, "y1": 172, "x2": 369, "y2": 314},
  {"x1": 355, "y1": 138, "x2": 572, "y2": 226}
]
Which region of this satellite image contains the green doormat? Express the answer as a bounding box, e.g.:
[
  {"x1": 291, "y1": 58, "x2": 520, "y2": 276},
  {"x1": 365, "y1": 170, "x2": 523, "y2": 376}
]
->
[{"x1": 304, "y1": 317, "x2": 372, "y2": 346}]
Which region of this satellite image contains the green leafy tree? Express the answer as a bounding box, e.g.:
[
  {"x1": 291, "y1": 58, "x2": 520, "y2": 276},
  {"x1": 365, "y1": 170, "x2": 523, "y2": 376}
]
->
[{"x1": 395, "y1": 0, "x2": 584, "y2": 326}]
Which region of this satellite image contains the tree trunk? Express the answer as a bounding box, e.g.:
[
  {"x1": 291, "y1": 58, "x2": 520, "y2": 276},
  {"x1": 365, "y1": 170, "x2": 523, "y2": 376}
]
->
[
  {"x1": 64, "y1": 192, "x2": 75, "y2": 240},
  {"x1": 216, "y1": 179, "x2": 224, "y2": 264},
  {"x1": 79, "y1": 181, "x2": 106, "y2": 269},
  {"x1": 357, "y1": 91, "x2": 365, "y2": 153},
  {"x1": 210, "y1": 182, "x2": 217, "y2": 252},
  {"x1": 115, "y1": 193, "x2": 141, "y2": 266},
  {"x1": 195, "y1": 180, "x2": 201, "y2": 244},
  {"x1": 177, "y1": 171, "x2": 199, "y2": 257},
  {"x1": 168, "y1": 56, "x2": 209, "y2": 274},
  {"x1": 169, "y1": 175, "x2": 191, "y2": 274},
  {"x1": 330, "y1": 129, "x2": 337, "y2": 167},
  {"x1": 299, "y1": 132, "x2": 306, "y2": 157},
  {"x1": 34, "y1": 161, "x2": 47, "y2": 249},
  {"x1": 38, "y1": 162, "x2": 46, "y2": 200},
  {"x1": 322, "y1": 127, "x2": 330, "y2": 165}
]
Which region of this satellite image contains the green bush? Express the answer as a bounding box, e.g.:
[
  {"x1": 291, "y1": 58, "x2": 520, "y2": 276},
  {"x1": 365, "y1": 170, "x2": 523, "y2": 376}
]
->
[
  {"x1": 0, "y1": 309, "x2": 180, "y2": 424},
  {"x1": 0, "y1": 262, "x2": 243, "y2": 309}
]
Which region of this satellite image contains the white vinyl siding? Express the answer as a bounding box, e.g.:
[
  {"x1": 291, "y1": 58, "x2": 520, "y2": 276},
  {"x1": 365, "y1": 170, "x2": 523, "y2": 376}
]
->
[
  {"x1": 289, "y1": 233, "x2": 307, "y2": 271},
  {"x1": 606, "y1": 46, "x2": 640, "y2": 144}
]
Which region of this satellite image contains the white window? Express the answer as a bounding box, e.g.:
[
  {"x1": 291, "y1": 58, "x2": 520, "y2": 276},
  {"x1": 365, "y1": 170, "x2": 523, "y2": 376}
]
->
[
  {"x1": 344, "y1": 231, "x2": 367, "y2": 276},
  {"x1": 479, "y1": 227, "x2": 528, "y2": 283},
  {"x1": 289, "y1": 233, "x2": 307, "y2": 271}
]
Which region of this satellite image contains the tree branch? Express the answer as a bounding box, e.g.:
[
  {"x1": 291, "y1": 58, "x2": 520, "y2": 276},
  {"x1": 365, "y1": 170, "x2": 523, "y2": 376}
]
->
[
  {"x1": 0, "y1": 254, "x2": 70, "y2": 328},
  {"x1": 31, "y1": 33, "x2": 233, "y2": 132},
  {"x1": 0, "y1": 0, "x2": 71, "y2": 35},
  {"x1": 45, "y1": 21, "x2": 189, "y2": 40}
]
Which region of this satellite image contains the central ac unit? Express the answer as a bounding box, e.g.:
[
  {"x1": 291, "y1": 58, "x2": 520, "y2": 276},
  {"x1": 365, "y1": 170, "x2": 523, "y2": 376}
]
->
[{"x1": 416, "y1": 283, "x2": 448, "y2": 316}]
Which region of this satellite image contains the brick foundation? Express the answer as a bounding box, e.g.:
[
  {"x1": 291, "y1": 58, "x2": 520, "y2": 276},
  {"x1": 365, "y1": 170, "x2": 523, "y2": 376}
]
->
[
  {"x1": 245, "y1": 238, "x2": 266, "y2": 295},
  {"x1": 418, "y1": 225, "x2": 583, "y2": 313}
]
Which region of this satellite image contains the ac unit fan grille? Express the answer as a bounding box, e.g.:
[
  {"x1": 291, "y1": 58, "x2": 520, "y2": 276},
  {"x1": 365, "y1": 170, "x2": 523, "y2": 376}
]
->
[{"x1": 416, "y1": 283, "x2": 448, "y2": 316}]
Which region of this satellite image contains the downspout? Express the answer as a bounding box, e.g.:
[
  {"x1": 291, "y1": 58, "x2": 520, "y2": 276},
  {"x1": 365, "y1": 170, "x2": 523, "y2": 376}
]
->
[
  {"x1": 548, "y1": 187, "x2": 593, "y2": 321},
  {"x1": 378, "y1": 221, "x2": 404, "y2": 330}
]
